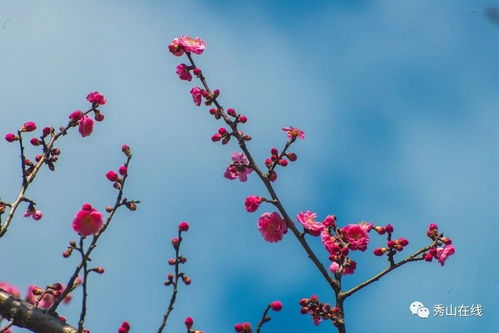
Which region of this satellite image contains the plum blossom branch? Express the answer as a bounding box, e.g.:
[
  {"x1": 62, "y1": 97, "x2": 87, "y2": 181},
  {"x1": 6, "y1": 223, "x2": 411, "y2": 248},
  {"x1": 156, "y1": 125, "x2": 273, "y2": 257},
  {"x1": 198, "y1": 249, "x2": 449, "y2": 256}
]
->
[
  {"x1": 182, "y1": 51, "x2": 338, "y2": 292},
  {"x1": 1, "y1": 93, "x2": 106, "y2": 238},
  {"x1": 50, "y1": 146, "x2": 138, "y2": 314},
  {"x1": 157, "y1": 222, "x2": 190, "y2": 333}
]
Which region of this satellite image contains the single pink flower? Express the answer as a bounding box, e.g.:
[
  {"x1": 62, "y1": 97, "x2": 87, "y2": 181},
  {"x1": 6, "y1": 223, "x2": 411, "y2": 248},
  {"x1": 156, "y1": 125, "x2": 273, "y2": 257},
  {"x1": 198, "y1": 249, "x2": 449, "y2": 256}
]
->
[
  {"x1": 0, "y1": 282, "x2": 21, "y2": 298},
  {"x1": 176, "y1": 63, "x2": 192, "y2": 81},
  {"x1": 322, "y1": 215, "x2": 336, "y2": 228},
  {"x1": 297, "y1": 211, "x2": 324, "y2": 236},
  {"x1": 257, "y1": 212, "x2": 287, "y2": 243},
  {"x1": 245, "y1": 196, "x2": 262, "y2": 212},
  {"x1": 435, "y1": 244, "x2": 455, "y2": 266},
  {"x1": 224, "y1": 152, "x2": 253, "y2": 182},
  {"x1": 190, "y1": 87, "x2": 204, "y2": 106},
  {"x1": 329, "y1": 262, "x2": 340, "y2": 274},
  {"x1": 178, "y1": 36, "x2": 206, "y2": 55},
  {"x1": 72, "y1": 204, "x2": 103, "y2": 236},
  {"x1": 282, "y1": 126, "x2": 305, "y2": 140},
  {"x1": 341, "y1": 224, "x2": 370, "y2": 251},
  {"x1": 78, "y1": 116, "x2": 94, "y2": 137},
  {"x1": 86, "y1": 91, "x2": 107, "y2": 105},
  {"x1": 168, "y1": 37, "x2": 184, "y2": 56}
]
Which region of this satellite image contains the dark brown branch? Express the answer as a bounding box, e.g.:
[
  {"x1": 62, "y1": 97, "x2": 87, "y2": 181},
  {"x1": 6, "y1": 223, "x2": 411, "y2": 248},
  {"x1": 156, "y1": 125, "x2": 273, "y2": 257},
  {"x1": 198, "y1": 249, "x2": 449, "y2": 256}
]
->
[{"x1": 0, "y1": 290, "x2": 77, "y2": 333}]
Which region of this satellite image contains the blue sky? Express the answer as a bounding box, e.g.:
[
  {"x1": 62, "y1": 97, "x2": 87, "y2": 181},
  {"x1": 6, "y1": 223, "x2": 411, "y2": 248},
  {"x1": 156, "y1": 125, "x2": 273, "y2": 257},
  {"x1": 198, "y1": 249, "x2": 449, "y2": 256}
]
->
[{"x1": 0, "y1": 0, "x2": 498, "y2": 332}]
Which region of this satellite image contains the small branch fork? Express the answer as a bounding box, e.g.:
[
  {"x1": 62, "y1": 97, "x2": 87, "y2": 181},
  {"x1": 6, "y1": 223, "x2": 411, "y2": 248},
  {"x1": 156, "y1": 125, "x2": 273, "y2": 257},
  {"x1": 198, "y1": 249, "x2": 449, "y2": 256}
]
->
[{"x1": 0, "y1": 108, "x2": 97, "y2": 238}]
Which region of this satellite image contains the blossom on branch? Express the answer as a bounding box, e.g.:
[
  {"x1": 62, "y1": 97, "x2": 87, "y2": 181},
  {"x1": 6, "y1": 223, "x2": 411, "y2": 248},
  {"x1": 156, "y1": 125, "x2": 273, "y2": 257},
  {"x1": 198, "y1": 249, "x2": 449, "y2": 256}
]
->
[
  {"x1": 224, "y1": 152, "x2": 253, "y2": 182},
  {"x1": 72, "y1": 203, "x2": 103, "y2": 236},
  {"x1": 297, "y1": 211, "x2": 324, "y2": 236},
  {"x1": 258, "y1": 212, "x2": 287, "y2": 243}
]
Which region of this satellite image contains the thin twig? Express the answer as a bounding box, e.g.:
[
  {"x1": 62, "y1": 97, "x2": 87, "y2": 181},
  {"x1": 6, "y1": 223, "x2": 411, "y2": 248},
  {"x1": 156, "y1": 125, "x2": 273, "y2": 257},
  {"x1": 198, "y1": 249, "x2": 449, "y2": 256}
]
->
[
  {"x1": 157, "y1": 230, "x2": 183, "y2": 333},
  {"x1": 255, "y1": 305, "x2": 271, "y2": 333}
]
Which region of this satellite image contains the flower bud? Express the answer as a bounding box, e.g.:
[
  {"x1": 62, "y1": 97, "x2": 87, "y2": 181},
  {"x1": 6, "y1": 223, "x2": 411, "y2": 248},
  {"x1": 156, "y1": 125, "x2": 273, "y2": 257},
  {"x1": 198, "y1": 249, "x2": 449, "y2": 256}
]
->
[
  {"x1": 22, "y1": 122, "x2": 37, "y2": 132},
  {"x1": 179, "y1": 221, "x2": 190, "y2": 232},
  {"x1": 4, "y1": 133, "x2": 17, "y2": 142}
]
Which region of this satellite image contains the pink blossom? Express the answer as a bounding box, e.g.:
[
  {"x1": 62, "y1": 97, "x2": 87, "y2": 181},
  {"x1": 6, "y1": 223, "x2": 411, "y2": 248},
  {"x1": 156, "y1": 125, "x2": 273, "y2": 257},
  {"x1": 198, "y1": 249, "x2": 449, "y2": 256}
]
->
[
  {"x1": 257, "y1": 212, "x2": 287, "y2": 243},
  {"x1": 322, "y1": 215, "x2": 336, "y2": 228},
  {"x1": 176, "y1": 63, "x2": 192, "y2": 81},
  {"x1": 282, "y1": 126, "x2": 305, "y2": 140},
  {"x1": 245, "y1": 196, "x2": 262, "y2": 212},
  {"x1": 168, "y1": 38, "x2": 184, "y2": 56},
  {"x1": 297, "y1": 211, "x2": 324, "y2": 236},
  {"x1": 224, "y1": 152, "x2": 253, "y2": 182},
  {"x1": 178, "y1": 36, "x2": 206, "y2": 55},
  {"x1": 190, "y1": 87, "x2": 204, "y2": 106},
  {"x1": 72, "y1": 203, "x2": 103, "y2": 236},
  {"x1": 0, "y1": 282, "x2": 21, "y2": 298},
  {"x1": 86, "y1": 91, "x2": 107, "y2": 105},
  {"x1": 78, "y1": 116, "x2": 94, "y2": 137},
  {"x1": 341, "y1": 224, "x2": 370, "y2": 251},
  {"x1": 435, "y1": 244, "x2": 455, "y2": 266},
  {"x1": 329, "y1": 262, "x2": 340, "y2": 274}
]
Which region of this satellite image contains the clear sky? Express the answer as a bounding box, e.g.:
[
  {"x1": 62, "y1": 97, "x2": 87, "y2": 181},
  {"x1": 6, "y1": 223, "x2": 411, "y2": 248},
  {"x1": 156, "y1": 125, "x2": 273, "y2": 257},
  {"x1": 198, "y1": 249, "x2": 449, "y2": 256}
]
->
[{"x1": 0, "y1": 0, "x2": 498, "y2": 332}]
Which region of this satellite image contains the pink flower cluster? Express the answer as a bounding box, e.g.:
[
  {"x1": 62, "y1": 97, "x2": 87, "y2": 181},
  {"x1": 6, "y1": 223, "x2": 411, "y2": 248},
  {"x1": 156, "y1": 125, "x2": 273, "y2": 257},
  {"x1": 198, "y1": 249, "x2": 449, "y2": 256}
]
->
[
  {"x1": 295, "y1": 211, "x2": 371, "y2": 275},
  {"x1": 72, "y1": 203, "x2": 103, "y2": 236},
  {"x1": 24, "y1": 204, "x2": 43, "y2": 221},
  {"x1": 299, "y1": 295, "x2": 341, "y2": 327},
  {"x1": 25, "y1": 283, "x2": 73, "y2": 309},
  {"x1": 224, "y1": 152, "x2": 253, "y2": 182},
  {"x1": 69, "y1": 110, "x2": 94, "y2": 138},
  {"x1": 423, "y1": 224, "x2": 455, "y2": 265},
  {"x1": 169, "y1": 36, "x2": 206, "y2": 56}
]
